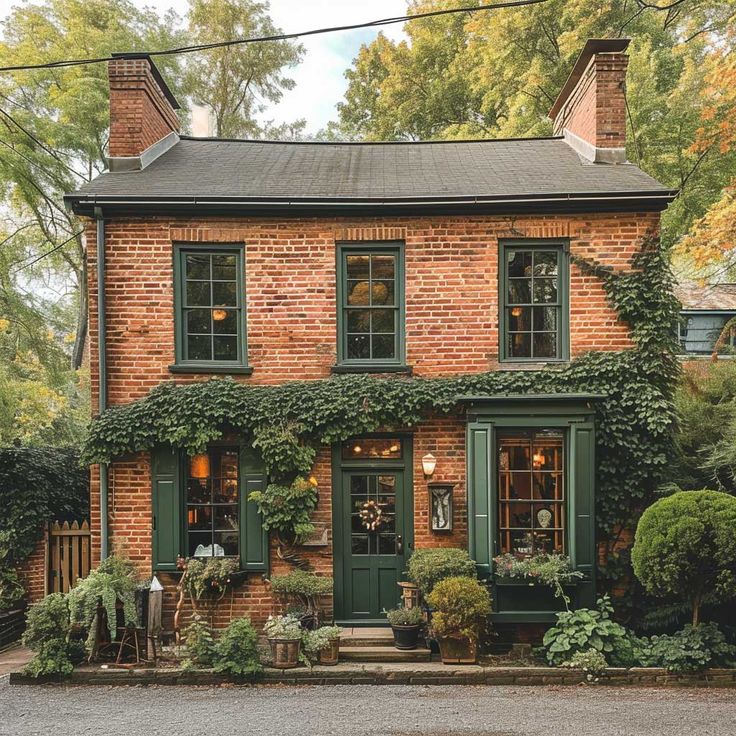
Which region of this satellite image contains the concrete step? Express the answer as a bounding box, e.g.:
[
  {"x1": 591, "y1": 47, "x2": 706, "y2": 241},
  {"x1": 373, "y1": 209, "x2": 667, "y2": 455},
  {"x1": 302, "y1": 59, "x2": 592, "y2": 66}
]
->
[
  {"x1": 340, "y1": 626, "x2": 395, "y2": 647},
  {"x1": 339, "y1": 646, "x2": 431, "y2": 663}
]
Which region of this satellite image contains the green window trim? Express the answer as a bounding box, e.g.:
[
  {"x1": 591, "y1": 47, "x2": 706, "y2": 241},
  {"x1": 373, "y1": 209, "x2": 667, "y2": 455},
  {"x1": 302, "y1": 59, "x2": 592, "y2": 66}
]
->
[
  {"x1": 336, "y1": 242, "x2": 406, "y2": 369},
  {"x1": 499, "y1": 239, "x2": 570, "y2": 363},
  {"x1": 172, "y1": 243, "x2": 248, "y2": 371},
  {"x1": 151, "y1": 443, "x2": 268, "y2": 573}
]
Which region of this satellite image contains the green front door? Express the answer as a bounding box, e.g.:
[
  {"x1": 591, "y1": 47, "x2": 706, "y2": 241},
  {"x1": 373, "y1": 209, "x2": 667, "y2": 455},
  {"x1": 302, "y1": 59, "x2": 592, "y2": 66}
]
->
[{"x1": 339, "y1": 470, "x2": 407, "y2": 621}]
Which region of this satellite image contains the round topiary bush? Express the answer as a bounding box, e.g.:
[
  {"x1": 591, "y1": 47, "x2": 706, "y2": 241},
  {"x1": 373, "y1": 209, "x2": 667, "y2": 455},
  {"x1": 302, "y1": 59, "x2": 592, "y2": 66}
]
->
[
  {"x1": 407, "y1": 548, "x2": 476, "y2": 595},
  {"x1": 632, "y1": 490, "x2": 736, "y2": 626},
  {"x1": 426, "y1": 576, "x2": 491, "y2": 641}
]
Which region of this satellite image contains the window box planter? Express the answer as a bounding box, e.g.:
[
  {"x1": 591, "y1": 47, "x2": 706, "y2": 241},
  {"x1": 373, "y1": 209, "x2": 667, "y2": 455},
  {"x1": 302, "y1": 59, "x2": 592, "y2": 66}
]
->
[{"x1": 491, "y1": 576, "x2": 590, "y2": 623}]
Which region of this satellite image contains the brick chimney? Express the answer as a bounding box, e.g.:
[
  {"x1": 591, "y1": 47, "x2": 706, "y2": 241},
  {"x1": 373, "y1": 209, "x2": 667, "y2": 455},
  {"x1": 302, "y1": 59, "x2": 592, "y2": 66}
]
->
[
  {"x1": 107, "y1": 53, "x2": 181, "y2": 170},
  {"x1": 549, "y1": 39, "x2": 630, "y2": 164}
]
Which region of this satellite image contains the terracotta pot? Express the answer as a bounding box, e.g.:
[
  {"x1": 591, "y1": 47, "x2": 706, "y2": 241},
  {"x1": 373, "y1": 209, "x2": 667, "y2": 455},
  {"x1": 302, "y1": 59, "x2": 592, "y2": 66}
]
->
[
  {"x1": 391, "y1": 624, "x2": 421, "y2": 650},
  {"x1": 269, "y1": 637, "x2": 301, "y2": 669},
  {"x1": 318, "y1": 637, "x2": 340, "y2": 666},
  {"x1": 437, "y1": 635, "x2": 478, "y2": 665}
]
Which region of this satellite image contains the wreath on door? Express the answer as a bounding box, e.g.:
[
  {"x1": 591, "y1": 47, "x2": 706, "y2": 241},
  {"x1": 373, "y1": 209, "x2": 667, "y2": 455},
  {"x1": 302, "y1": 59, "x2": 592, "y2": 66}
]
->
[{"x1": 359, "y1": 499, "x2": 385, "y2": 531}]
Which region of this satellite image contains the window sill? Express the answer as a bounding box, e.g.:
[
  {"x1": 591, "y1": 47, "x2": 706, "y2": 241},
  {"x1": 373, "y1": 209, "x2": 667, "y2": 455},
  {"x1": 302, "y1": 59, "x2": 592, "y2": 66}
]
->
[
  {"x1": 493, "y1": 576, "x2": 581, "y2": 587},
  {"x1": 168, "y1": 363, "x2": 253, "y2": 375},
  {"x1": 497, "y1": 360, "x2": 570, "y2": 371},
  {"x1": 331, "y1": 364, "x2": 413, "y2": 375}
]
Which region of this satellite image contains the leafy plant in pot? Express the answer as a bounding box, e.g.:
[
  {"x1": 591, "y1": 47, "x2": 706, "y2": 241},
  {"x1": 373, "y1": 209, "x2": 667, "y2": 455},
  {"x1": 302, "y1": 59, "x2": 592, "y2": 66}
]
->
[
  {"x1": 385, "y1": 606, "x2": 424, "y2": 650},
  {"x1": 303, "y1": 625, "x2": 342, "y2": 666},
  {"x1": 264, "y1": 614, "x2": 303, "y2": 669},
  {"x1": 426, "y1": 576, "x2": 491, "y2": 664}
]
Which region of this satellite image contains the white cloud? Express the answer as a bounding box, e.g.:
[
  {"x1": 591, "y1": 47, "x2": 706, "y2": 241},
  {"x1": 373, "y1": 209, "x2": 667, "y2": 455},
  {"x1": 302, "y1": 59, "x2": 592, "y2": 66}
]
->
[{"x1": 0, "y1": 0, "x2": 408, "y2": 133}]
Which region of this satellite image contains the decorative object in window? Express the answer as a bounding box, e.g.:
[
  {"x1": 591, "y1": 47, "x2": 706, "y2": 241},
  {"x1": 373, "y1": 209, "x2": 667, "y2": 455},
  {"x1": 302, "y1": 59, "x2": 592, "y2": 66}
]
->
[
  {"x1": 497, "y1": 429, "x2": 565, "y2": 556},
  {"x1": 428, "y1": 483, "x2": 454, "y2": 531},
  {"x1": 501, "y1": 244, "x2": 567, "y2": 360},
  {"x1": 338, "y1": 245, "x2": 404, "y2": 365},
  {"x1": 341, "y1": 438, "x2": 402, "y2": 460}
]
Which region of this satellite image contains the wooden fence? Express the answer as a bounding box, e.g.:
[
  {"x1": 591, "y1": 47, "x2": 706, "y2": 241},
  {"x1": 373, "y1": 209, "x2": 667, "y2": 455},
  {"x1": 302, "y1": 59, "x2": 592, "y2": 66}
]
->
[{"x1": 47, "y1": 520, "x2": 91, "y2": 594}]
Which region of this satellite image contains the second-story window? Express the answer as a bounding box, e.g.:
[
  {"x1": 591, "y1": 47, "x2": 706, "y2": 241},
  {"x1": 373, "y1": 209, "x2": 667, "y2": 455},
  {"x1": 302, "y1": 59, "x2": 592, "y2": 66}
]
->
[
  {"x1": 337, "y1": 244, "x2": 405, "y2": 368},
  {"x1": 500, "y1": 241, "x2": 569, "y2": 361},
  {"x1": 174, "y1": 245, "x2": 247, "y2": 369}
]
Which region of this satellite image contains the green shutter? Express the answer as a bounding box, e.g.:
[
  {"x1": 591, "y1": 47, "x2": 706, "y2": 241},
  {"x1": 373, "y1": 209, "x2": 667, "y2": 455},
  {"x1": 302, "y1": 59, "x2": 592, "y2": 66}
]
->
[
  {"x1": 240, "y1": 446, "x2": 269, "y2": 572},
  {"x1": 570, "y1": 422, "x2": 596, "y2": 607},
  {"x1": 151, "y1": 445, "x2": 181, "y2": 571},
  {"x1": 467, "y1": 423, "x2": 492, "y2": 578}
]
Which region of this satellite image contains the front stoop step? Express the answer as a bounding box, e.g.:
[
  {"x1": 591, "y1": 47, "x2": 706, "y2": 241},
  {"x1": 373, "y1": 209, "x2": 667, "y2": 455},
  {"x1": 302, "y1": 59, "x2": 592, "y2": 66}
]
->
[{"x1": 340, "y1": 646, "x2": 431, "y2": 663}]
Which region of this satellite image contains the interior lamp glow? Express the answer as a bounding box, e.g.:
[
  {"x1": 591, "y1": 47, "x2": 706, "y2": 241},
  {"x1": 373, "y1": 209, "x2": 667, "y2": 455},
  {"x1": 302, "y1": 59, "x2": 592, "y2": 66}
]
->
[
  {"x1": 422, "y1": 453, "x2": 437, "y2": 477},
  {"x1": 190, "y1": 453, "x2": 210, "y2": 479},
  {"x1": 212, "y1": 308, "x2": 228, "y2": 322}
]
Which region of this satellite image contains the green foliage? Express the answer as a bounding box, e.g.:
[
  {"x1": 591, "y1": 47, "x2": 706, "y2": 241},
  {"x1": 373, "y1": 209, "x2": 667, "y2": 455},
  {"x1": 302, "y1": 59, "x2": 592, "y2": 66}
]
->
[
  {"x1": 212, "y1": 616, "x2": 262, "y2": 679},
  {"x1": 426, "y1": 576, "x2": 491, "y2": 641},
  {"x1": 269, "y1": 569, "x2": 333, "y2": 598},
  {"x1": 632, "y1": 490, "x2": 736, "y2": 626},
  {"x1": 249, "y1": 476, "x2": 319, "y2": 543},
  {"x1": 561, "y1": 649, "x2": 608, "y2": 682},
  {"x1": 493, "y1": 553, "x2": 583, "y2": 610},
  {"x1": 542, "y1": 596, "x2": 637, "y2": 668},
  {"x1": 21, "y1": 593, "x2": 78, "y2": 678},
  {"x1": 263, "y1": 613, "x2": 303, "y2": 640},
  {"x1": 407, "y1": 547, "x2": 477, "y2": 595},
  {"x1": 301, "y1": 625, "x2": 341, "y2": 663},
  {"x1": 180, "y1": 556, "x2": 238, "y2": 600},
  {"x1": 180, "y1": 615, "x2": 217, "y2": 669},
  {"x1": 385, "y1": 606, "x2": 424, "y2": 627},
  {"x1": 67, "y1": 556, "x2": 140, "y2": 644},
  {"x1": 636, "y1": 623, "x2": 736, "y2": 673},
  {"x1": 0, "y1": 566, "x2": 26, "y2": 611}
]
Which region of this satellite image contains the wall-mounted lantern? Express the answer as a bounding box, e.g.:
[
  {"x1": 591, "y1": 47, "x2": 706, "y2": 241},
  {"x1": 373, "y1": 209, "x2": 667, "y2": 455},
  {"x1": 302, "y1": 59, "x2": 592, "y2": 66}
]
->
[
  {"x1": 421, "y1": 453, "x2": 437, "y2": 478},
  {"x1": 428, "y1": 482, "x2": 454, "y2": 532}
]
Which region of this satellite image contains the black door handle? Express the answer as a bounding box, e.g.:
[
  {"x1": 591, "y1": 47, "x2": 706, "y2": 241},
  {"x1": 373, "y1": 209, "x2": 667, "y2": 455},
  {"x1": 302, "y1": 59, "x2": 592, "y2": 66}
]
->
[{"x1": 397, "y1": 535, "x2": 404, "y2": 554}]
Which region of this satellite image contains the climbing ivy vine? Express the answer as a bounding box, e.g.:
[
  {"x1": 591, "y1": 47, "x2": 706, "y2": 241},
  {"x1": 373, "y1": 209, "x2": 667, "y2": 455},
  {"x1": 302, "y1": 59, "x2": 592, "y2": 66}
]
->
[{"x1": 82, "y1": 236, "x2": 680, "y2": 611}]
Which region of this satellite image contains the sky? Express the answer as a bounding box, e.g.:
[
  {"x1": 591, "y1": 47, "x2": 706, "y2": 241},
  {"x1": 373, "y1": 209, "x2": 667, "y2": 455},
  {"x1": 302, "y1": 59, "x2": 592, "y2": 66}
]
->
[{"x1": 0, "y1": 0, "x2": 408, "y2": 133}]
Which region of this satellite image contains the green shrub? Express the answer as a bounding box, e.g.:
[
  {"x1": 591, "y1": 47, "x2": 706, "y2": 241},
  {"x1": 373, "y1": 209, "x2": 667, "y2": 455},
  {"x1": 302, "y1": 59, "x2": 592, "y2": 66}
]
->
[
  {"x1": 212, "y1": 617, "x2": 262, "y2": 680},
  {"x1": 22, "y1": 593, "x2": 79, "y2": 678},
  {"x1": 542, "y1": 596, "x2": 636, "y2": 667},
  {"x1": 302, "y1": 625, "x2": 341, "y2": 662},
  {"x1": 68, "y1": 555, "x2": 141, "y2": 645},
  {"x1": 385, "y1": 606, "x2": 424, "y2": 627},
  {"x1": 0, "y1": 565, "x2": 25, "y2": 611},
  {"x1": 637, "y1": 623, "x2": 736, "y2": 673},
  {"x1": 407, "y1": 548, "x2": 476, "y2": 594},
  {"x1": 181, "y1": 557, "x2": 238, "y2": 600},
  {"x1": 561, "y1": 649, "x2": 608, "y2": 682},
  {"x1": 632, "y1": 490, "x2": 736, "y2": 626},
  {"x1": 426, "y1": 576, "x2": 491, "y2": 641},
  {"x1": 269, "y1": 569, "x2": 332, "y2": 620},
  {"x1": 180, "y1": 615, "x2": 216, "y2": 669},
  {"x1": 249, "y1": 476, "x2": 318, "y2": 544}
]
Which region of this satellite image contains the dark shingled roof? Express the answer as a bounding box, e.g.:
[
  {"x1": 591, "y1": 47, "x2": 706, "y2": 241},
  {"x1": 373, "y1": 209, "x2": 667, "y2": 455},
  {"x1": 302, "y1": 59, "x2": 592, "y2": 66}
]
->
[{"x1": 66, "y1": 136, "x2": 675, "y2": 215}]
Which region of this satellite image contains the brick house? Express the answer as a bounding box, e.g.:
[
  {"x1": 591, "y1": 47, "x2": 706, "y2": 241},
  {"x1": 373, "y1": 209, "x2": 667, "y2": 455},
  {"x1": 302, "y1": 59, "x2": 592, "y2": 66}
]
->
[{"x1": 65, "y1": 39, "x2": 675, "y2": 632}]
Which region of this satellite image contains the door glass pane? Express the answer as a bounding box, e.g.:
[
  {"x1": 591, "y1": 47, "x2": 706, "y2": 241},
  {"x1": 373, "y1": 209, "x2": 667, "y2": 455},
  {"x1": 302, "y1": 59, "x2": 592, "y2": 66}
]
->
[{"x1": 342, "y1": 439, "x2": 402, "y2": 460}]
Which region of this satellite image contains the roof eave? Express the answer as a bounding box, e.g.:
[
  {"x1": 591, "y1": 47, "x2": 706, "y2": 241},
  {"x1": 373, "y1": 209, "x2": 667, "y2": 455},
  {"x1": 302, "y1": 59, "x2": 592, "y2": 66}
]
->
[{"x1": 64, "y1": 189, "x2": 678, "y2": 217}]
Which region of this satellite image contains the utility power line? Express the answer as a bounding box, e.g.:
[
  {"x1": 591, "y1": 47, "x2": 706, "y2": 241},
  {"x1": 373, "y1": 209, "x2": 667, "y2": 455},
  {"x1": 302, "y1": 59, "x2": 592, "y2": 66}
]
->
[
  {"x1": 10, "y1": 231, "x2": 83, "y2": 274},
  {"x1": 0, "y1": 0, "x2": 549, "y2": 74}
]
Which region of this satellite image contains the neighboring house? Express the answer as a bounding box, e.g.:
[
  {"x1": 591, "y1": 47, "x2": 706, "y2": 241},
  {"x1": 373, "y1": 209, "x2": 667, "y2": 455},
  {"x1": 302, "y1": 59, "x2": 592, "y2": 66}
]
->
[
  {"x1": 675, "y1": 281, "x2": 736, "y2": 357},
  {"x1": 65, "y1": 40, "x2": 675, "y2": 632}
]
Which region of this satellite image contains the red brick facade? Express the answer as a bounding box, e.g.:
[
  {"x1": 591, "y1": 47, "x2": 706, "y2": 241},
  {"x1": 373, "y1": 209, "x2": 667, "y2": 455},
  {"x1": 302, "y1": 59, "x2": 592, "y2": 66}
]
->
[{"x1": 84, "y1": 211, "x2": 658, "y2": 630}]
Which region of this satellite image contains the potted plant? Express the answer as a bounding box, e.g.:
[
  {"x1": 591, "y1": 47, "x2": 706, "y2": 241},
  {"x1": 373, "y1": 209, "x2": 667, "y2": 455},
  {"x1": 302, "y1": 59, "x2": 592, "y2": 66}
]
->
[
  {"x1": 386, "y1": 606, "x2": 424, "y2": 650},
  {"x1": 303, "y1": 625, "x2": 342, "y2": 666},
  {"x1": 268, "y1": 569, "x2": 333, "y2": 628},
  {"x1": 426, "y1": 576, "x2": 491, "y2": 665},
  {"x1": 264, "y1": 614, "x2": 303, "y2": 669}
]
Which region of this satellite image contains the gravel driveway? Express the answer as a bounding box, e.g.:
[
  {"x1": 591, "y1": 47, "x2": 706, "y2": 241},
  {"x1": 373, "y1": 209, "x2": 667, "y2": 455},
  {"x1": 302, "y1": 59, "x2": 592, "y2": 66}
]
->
[{"x1": 1, "y1": 679, "x2": 735, "y2": 736}]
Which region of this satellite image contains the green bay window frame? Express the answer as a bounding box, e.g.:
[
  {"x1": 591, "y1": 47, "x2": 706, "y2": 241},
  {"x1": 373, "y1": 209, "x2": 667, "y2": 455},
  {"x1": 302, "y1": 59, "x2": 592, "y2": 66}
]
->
[
  {"x1": 465, "y1": 395, "x2": 599, "y2": 621},
  {"x1": 499, "y1": 239, "x2": 570, "y2": 362},
  {"x1": 172, "y1": 243, "x2": 250, "y2": 373},
  {"x1": 336, "y1": 242, "x2": 406, "y2": 369}
]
